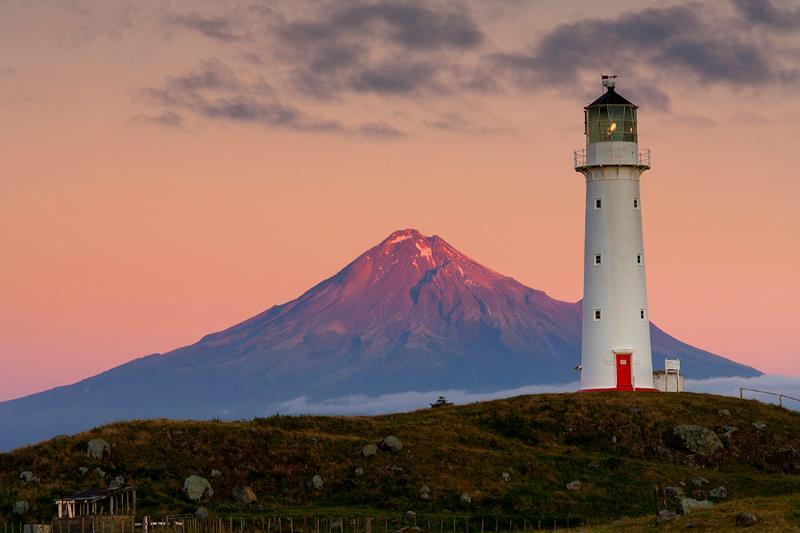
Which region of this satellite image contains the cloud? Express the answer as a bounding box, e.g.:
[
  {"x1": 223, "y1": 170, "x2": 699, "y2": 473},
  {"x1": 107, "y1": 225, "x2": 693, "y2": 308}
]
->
[
  {"x1": 488, "y1": 3, "x2": 791, "y2": 110},
  {"x1": 263, "y1": 374, "x2": 800, "y2": 416},
  {"x1": 169, "y1": 12, "x2": 248, "y2": 42},
  {"x1": 139, "y1": 59, "x2": 406, "y2": 137},
  {"x1": 133, "y1": 110, "x2": 183, "y2": 128},
  {"x1": 732, "y1": 0, "x2": 800, "y2": 31},
  {"x1": 424, "y1": 111, "x2": 515, "y2": 136}
]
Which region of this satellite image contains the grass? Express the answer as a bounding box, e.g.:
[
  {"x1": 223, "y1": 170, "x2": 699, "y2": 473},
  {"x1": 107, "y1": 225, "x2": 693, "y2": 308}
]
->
[{"x1": 1, "y1": 392, "x2": 799, "y2": 528}]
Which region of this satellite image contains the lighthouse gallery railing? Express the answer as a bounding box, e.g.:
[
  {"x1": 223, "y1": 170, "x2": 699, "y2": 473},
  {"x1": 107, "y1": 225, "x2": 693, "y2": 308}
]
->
[{"x1": 573, "y1": 148, "x2": 651, "y2": 169}]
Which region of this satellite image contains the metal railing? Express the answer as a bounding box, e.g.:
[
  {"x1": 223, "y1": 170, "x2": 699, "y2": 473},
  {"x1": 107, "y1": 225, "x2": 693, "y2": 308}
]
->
[
  {"x1": 573, "y1": 147, "x2": 651, "y2": 169},
  {"x1": 740, "y1": 387, "x2": 800, "y2": 408}
]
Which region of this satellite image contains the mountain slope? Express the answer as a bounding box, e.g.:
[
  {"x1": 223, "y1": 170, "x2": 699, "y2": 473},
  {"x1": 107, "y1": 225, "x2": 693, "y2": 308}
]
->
[{"x1": 0, "y1": 229, "x2": 758, "y2": 451}]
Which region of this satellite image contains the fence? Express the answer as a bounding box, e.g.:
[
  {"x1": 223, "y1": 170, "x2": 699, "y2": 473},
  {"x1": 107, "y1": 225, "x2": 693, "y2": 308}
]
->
[
  {"x1": 6, "y1": 512, "x2": 594, "y2": 533},
  {"x1": 740, "y1": 387, "x2": 800, "y2": 408}
]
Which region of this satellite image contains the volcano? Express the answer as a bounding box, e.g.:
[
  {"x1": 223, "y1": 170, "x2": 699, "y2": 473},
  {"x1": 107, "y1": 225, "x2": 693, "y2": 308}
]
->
[{"x1": 0, "y1": 229, "x2": 758, "y2": 451}]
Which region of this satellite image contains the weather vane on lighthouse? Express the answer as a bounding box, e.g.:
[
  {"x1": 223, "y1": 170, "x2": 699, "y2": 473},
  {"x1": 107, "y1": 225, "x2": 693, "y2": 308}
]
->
[{"x1": 574, "y1": 76, "x2": 656, "y2": 392}]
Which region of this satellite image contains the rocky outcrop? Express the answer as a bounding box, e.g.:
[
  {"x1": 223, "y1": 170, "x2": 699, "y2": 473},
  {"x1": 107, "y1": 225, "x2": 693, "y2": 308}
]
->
[
  {"x1": 183, "y1": 475, "x2": 213, "y2": 501},
  {"x1": 381, "y1": 436, "x2": 403, "y2": 452},
  {"x1": 19, "y1": 471, "x2": 39, "y2": 484},
  {"x1": 86, "y1": 438, "x2": 111, "y2": 460},
  {"x1": 312, "y1": 475, "x2": 324, "y2": 490},
  {"x1": 233, "y1": 486, "x2": 257, "y2": 505},
  {"x1": 459, "y1": 493, "x2": 472, "y2": 505},
  {"x1": 680, "y1": 498, "x2": 713, "y2": 514},
  {"x1": 361, "y1": 444, "x2": 378, "y2": 457},
  {"x1": 709, "y1": 486, "x2": 727, "y2": 499},
  {"x1": 672, "y1": 425, "x2": 724, "y2": 456}
]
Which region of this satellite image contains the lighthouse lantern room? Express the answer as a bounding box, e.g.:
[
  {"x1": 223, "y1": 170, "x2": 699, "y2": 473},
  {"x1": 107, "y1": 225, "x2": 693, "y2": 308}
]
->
[{"x1": 575, "y1": 76, "x2": 656, "y2": 392}]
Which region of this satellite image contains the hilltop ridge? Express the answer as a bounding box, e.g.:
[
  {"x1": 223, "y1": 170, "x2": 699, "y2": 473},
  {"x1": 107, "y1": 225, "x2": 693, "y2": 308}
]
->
[{"x1": 2, "y1": 392, "x2": 799, "y2": 528}]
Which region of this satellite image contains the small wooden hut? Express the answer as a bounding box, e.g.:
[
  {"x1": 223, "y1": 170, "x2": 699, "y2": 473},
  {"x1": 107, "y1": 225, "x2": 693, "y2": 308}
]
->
[{"x1": 55, "y1": 487, "x2": 136, "y2": 519}]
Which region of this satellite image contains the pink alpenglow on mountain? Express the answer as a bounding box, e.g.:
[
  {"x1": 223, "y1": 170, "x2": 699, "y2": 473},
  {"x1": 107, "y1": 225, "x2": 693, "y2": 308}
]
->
[{"x1": 0, "y1": 229, "x2": 758, "y2": 451}]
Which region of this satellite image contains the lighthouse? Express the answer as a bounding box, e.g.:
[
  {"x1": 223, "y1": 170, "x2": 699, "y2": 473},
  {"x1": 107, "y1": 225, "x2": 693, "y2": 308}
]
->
[{"x1": 574, "y1": 76, "x2": 656, "y2": 392}]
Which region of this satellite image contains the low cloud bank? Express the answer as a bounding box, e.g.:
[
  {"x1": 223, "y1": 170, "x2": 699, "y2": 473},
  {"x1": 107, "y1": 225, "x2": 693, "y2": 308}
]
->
[{"x1": 270, "y1": 374, "x2": 800, "y2": 415}]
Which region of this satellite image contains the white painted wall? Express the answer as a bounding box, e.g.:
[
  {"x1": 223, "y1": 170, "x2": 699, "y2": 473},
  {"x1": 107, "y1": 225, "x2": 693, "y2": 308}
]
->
[{"x1": 577, "y1": 141, "x2": 654, "y2": 390}]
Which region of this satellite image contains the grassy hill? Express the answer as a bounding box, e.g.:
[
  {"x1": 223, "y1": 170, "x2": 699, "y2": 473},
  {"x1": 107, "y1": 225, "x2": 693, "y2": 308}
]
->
[{"x1": 2, "y1": 392, "x2": 800, "y2": 529}]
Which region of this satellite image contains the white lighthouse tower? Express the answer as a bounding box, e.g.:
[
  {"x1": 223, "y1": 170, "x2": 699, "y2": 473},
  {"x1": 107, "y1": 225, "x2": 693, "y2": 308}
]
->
[{"x1": 574, "y1": 76, "x2": 656, "y2": 391}]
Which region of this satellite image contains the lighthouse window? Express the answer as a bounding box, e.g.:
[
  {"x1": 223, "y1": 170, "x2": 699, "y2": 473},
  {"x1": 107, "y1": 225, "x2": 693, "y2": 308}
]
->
[
  {"x1": 636, "y1": 253, "x2": 642, "y2": 265},
  {"x1": 640, "y1": 309, "x2": 647, "y2": 320},
  {"x1": 633, "y1": 198, "x2": 640, "y2": 209},
  {"x1": 594, "y1": 253, "x2": 602, "y2": 265},
  {"x1": 593, "y1": 309, "x2": 602, "y2": 321},
  {"x1": 595, "y1": 198, "x2": 602, "y2": 210}
]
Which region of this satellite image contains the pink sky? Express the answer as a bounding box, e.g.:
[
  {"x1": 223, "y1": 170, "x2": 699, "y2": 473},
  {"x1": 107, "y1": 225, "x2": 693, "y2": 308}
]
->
[{"x1": 1, "y1": 0, "x2": 799, "y2": 402}]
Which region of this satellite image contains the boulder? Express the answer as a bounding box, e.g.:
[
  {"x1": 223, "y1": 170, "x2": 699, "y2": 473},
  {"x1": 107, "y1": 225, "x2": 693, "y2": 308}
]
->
[
  {"x1": 419, "y1": 486, "x2": 431, "y2": 500},
  {"x1": 405, "y1": 511, "x2": 416, "y2": 521},
  {"x1": 362, "y1": 444, "x2": 378, "y2": 457},
  {"x1": 86, "y1": 438, "x2": 111, "y2": 460},
  {"x1": 12, "y1": 501, "x2": 29, "y2": 515},
  {"x1": 691, "y1": 477, "x2": 710, "y2": 487},
  {"x1": 718, "y1": 409, "x2": 731, "y2": 417},
  {"x1": 354, "y1": 467, "x2": 364, "y2": 477},
  {"x1": 709, "y1": 486, "x2": 728, "y2": 499},
  {"x1": 753, "y1": 421, "x2": 767, "y2": 431},
  {"x1": 680, "y1": 498, "x2": 713, "y2": 514},
  {"x1": 210, "y1": 469, "x2": 222, "y2": 478},
  {"x1": 109, "y1": 475, "x2": 125, "y2": 489},
  {"x1": 381, "y1": 436, "x2": 403, "y2": 452},
  {"x1": 655, "y1": 510, "x2": 679, "y2": 525},
  {"x1": 233, "y1": 486, "x2": 257, "y2": 504},
  {"x1": 195, "y1": 508, "x2": 209, "y2": 520},
  {"x1": 672, "y1": 425, "x2": 724, "y2": 456},
  {"x1": 665, "y1": 486, "x2": 685, "y2": 499},
  {"x1": 312, "y1": 475, "x2": 324, "y2": 490},
  {"x1": 183, "y1": 475, "x2": 213, "y2": 501},
  {"x1": 735, "y1": 512, "x2": 758, "y2": 526},
  {"x1": 78, "y1": 467, "x2": 89, "y2": 475},
  {"x1": 95, "y1": 468, "x2": 106, "y2": 478},
  {"x1": 501, "y1": 472, "x2": 511, "y2": 482},
  {"x1": 19, "y1": 471, "x2": 39, "y2": 484},
  {"x1": 459, "y1": 493, "x2": 472, "y2": 505},
  {"x1": 566, "y1": 480, "x2": 582, "y2": 491}
]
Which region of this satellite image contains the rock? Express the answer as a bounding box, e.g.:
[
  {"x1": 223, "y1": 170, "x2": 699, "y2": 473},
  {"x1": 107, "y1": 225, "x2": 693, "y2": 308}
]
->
[
  {"x1": 312, "y1": 475, "x2": 324, "y2": 490},
  {"x1": 753, "y1": 421, "x2": 767, "y2": 431},
  {"x1": 419, "y1": 486, "x2": 431, "y2": 500},
  {"x1": 655, "y1": 510, "x2": 679, "y2": 525},
  {"x1": 12, "y1": 501, "x2": 29, "y2": 515},
  {"x1": 354, "y1": 467, "x2": 364, "y2": 477},
  {"x1": 78, "y1": 467, "x2": 89, "y2": 475},
  {"x1": 566, "y1": 480, "x2": 582, "y2": 491},
  {"x1": 183, "y1": 475, "x2": 214, "y2": 501},
  {"x1": 233, "y1": 486, "x2": 257, "y2": 504},
  {"x1": 108, "y1": 475, "x2": 125, "y2": 489},
  {"x1": 459, "y1": 493, "x2": 472, "y2": 505},
  {"x1": 735, "y1": 512, "x2": 758, "y2": 526},
  {"x1": 19, "y1": 471, "x2": 39, "y2": 484},
  {"x1": 501, "y1": 472, "x2": 511, "y2": 482},
  {"x1": 680, "y1": 498, "x2": 713, "y2": 514},
  {"x1": 672, "y1": 425, "x2": 724, "y2": 456},
  {"x1": 86, "y1": 438, "x2": 111, "y2": 460},
  {"x1": 195, "y1": 508, "x2": 209, "y2": 520},
  {"x1": 210, "y1": 469, "x2": 222, "y2": 478},
  {"x1": 718, "y1": 409, "x2": 731, "y2": 417},
  {"x1": 95, "y1": 468, "x2": 106, "y2": 478},
  {"x1": 691, "y1": 477, "x2": 710, "y2": 487},
  {"x1": 405, "y1": 511, "x2": 417, "y2": 521},
  {"x1": 665, "y1": 486, "x2": 685, "y2": 499},
  {"x1": 709, "y1": 486, "x2": 728, "y2": 499},
  {"x1": 381, "y1": 436, "x2": 403, "y2": 452},
  {"x1": 362, "y1": 444, "x2": 378, "y2": 457}
]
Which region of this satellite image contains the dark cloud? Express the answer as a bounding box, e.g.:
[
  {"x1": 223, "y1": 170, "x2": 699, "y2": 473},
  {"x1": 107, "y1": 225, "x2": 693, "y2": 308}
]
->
[
  {"x1": 169, "y1": 12, "x2": 247, "y2": 41},
  {"x1": 273, "y1": 2, "x2": 489, "y2": 99},
  {"x1": 488, "y1": 4, "x2": 792, "y2": 110},
  {"x1": 732, "y1": 0, "x2": 800, "y2": 31},
  {"x1": 424, "y1": 111, "x2": 515, "y2": 136},
  {"x1": 139, "y1": 59, "x2": 405, "y2": 138}
]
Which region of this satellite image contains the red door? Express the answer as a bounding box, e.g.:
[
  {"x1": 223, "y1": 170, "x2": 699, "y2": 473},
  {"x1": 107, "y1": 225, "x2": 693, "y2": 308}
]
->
[{"x1": 616, "y1": 353, "x2": 633, "y2": 390}]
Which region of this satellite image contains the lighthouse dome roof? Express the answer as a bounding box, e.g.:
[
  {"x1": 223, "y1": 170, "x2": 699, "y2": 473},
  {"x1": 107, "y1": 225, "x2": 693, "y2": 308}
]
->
[{"x1": 586, "y1": 86, "x2": 637, "y2": 108}]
